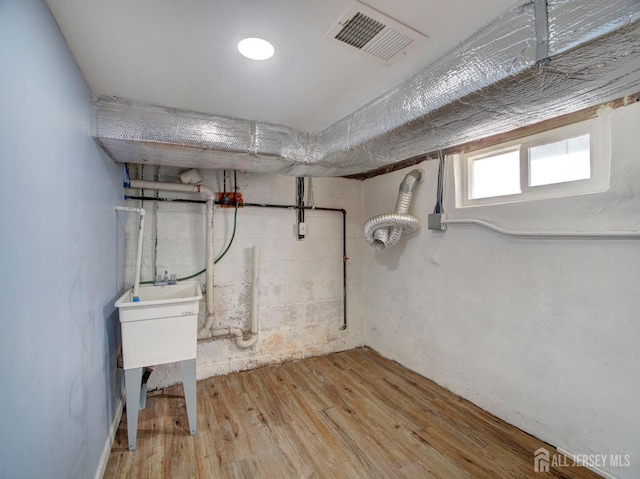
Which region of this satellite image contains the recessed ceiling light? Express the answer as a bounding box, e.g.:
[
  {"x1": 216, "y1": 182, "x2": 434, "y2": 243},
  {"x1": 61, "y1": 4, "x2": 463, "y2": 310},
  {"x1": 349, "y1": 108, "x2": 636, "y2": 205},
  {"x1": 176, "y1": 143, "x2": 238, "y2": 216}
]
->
[{"x1": 237, "y1": 38, "x2": 275, "y2": 60}]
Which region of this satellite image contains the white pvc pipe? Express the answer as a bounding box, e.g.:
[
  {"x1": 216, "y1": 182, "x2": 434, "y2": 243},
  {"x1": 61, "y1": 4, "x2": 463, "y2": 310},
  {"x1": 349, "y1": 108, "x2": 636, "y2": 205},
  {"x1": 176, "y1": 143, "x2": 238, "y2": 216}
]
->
[
  {"x1": 251, "y1": 245, "x2": 260, "y2": 335},
  {"x1": 128, "y1": 180, "x2": 216, "y2": 323},
  {"x1": 127, "y1": 179, "x2": 260, "y2": 348},
  {"x1": 115, "y1": 206, "x2": 145, "y2": 301},
  {"x1": 442, "y1": 217, "x2": 640, "y2": 239},
  {"x1": 205, "y1": 245, "x2": 260, "y2": 348},
  {"x1": 202, "y1": 197, "x2": 215, "y2": 332},
  {"x1": 129, "y1": 180, "x2": 215, "y2": 200}
]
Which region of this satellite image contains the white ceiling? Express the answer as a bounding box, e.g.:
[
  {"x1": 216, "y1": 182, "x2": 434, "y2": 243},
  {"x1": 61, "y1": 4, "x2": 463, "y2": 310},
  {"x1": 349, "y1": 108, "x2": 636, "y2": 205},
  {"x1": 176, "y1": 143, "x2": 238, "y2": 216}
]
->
[{"x1": 46, "y1": 0, "x2": 518, "y2": 133}]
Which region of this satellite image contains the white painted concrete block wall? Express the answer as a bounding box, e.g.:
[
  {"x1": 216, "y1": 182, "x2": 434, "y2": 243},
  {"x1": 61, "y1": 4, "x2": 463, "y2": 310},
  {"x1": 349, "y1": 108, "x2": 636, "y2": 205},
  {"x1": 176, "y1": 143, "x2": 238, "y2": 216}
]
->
[
  {"x1": 123, "y1": 169, "x2": 364, "y2": 388},
  {"x1": 363, "y1": 103, "x2": 640, "y2": 479}
]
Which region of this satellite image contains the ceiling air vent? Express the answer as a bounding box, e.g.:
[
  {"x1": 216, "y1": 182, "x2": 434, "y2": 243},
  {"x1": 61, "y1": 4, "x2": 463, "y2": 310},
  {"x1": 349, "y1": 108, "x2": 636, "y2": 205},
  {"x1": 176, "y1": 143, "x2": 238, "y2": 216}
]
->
[{"x1": 325, "y1": 1, "x2": 427, "y2": 65}]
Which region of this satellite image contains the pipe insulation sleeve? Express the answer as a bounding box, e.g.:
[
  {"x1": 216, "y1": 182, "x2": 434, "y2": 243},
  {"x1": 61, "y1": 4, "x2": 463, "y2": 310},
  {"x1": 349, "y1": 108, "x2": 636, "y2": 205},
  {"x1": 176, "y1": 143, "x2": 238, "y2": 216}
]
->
[{"x1": 363, "y1": 169, "x2": 423, "y2": 250}]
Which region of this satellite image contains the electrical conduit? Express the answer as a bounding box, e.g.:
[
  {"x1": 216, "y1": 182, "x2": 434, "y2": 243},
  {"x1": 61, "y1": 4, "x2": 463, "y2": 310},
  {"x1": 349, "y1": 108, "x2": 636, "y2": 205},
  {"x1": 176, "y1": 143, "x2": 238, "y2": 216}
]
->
[
  {"x1": 363, "y1": 169, "x2": 424, "y2": 250},
  {"x1": 441, "y1": 217, "x2": 640, "y2": 239}
]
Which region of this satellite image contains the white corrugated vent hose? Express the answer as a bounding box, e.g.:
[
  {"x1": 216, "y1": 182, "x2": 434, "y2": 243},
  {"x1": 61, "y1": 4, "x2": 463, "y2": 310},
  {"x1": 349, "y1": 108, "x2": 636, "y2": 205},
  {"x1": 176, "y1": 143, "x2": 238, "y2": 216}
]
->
[{"x1": 363, "y1": 169, "x2": 423, "y2": 250}]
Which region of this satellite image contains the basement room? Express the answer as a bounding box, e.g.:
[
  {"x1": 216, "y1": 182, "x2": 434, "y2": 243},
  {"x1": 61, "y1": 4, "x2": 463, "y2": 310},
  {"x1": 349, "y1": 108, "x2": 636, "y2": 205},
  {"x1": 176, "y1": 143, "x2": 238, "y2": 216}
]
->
[{"x1": 1, "y1": 0, "x2": 639, "y2": 478}]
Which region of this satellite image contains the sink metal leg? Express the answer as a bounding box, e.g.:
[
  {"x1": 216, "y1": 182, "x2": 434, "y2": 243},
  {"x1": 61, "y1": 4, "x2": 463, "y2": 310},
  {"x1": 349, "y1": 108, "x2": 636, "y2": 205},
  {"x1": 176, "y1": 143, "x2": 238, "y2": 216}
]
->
[
  {"x1": 124, "y1": 367, "x2": 143, "y2": 451},
  {"x1": 180, "y1": 359, "x2": 197, "y2": 436}
]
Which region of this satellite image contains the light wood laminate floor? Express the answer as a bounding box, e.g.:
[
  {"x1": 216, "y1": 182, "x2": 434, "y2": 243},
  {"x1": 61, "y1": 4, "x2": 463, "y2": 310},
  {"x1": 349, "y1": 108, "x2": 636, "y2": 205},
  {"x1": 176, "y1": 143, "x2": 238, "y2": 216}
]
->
[{"x1": 104, "y1": 347, "x2": 601, "y2": 478}]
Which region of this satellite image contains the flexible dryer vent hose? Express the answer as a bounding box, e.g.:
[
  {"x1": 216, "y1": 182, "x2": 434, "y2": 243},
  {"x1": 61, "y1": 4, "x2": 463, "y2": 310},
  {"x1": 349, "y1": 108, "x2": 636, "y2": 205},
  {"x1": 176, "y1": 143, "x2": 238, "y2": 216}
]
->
[{"x1": 363, "y1": 169, "x2": 424, "y2": 250}]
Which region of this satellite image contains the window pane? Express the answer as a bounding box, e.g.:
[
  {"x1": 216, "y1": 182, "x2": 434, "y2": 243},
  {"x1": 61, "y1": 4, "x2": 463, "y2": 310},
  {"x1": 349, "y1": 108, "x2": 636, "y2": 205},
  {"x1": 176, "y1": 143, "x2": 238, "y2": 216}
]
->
[
  {"x1": 529, "y1": 134, "x2": 590, "y2": 186},
  {"x1": 470, "y1": 150, "x2": 521, "y2": 199}
]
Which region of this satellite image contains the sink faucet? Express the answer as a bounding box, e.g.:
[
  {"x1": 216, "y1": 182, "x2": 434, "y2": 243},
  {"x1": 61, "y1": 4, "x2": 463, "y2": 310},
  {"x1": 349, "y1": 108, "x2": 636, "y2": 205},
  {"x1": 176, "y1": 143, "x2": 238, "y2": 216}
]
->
[
  {"x1": 155, "y1": 271, "x2": 169, "y2": 286},
  {"x1": 155, "y1": 271, "x2": 177, "y2": 286}
]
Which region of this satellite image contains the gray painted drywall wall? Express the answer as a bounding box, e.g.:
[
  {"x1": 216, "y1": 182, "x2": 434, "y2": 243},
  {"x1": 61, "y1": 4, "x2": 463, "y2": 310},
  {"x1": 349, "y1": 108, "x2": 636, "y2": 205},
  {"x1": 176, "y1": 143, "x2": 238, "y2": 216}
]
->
[
  {"x1": 363, "y1": 103, "x2": 640, "y2": 479},
  {"x1": 0, "y1": 1, "x2": 124, "y2": 478}
]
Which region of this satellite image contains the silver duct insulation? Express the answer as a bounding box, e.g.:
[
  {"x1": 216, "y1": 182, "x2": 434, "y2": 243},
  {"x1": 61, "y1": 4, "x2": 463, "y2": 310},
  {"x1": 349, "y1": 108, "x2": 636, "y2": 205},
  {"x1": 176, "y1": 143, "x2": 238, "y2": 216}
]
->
[
  {"x1": 93, "y1": 99, "x2": 306, "y2": 174},
  {"x1": 363, "y1": 169, "x2": 423, "y2": 250},
  {"x1": 93, "y1": 0, "x2": 640, "y2": 177}
]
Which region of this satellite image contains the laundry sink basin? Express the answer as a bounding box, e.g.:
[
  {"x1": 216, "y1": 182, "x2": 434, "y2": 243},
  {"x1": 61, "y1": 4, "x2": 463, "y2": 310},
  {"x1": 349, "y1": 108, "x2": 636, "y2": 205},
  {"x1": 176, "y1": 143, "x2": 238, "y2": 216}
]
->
[{"x1": 115, "y1": 282, "x2": 202, "y2": 370}]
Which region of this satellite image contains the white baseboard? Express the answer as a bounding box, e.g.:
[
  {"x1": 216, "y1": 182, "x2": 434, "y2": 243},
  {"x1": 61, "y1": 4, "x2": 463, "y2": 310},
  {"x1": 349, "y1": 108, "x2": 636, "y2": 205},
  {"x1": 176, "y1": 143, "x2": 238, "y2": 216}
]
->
[
  {"x1": 557, "y1": 447, "x2": 620, "y2": 479},
  {"x1": 94, "y1": 390, "x2": 125, "y2": 479}
]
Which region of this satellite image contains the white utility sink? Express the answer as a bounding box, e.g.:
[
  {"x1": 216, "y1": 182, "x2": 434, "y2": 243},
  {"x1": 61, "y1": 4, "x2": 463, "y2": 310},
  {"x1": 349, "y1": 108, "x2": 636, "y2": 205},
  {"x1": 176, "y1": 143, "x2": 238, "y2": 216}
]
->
[
  {"x1": 115, "y1": 281, "x2": 202, "y2": 450},
  {"x1": 115, "y1": 281, "x2": 202, "y2": 369}
]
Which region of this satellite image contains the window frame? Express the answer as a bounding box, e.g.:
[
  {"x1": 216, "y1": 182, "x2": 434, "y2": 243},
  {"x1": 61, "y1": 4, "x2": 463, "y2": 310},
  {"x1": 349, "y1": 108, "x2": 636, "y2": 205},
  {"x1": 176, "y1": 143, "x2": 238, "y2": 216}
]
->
[
  {"x1": 455, "y1": 114, "x2": 611, "y2": 208},
  {"x1": 467, "y1": 145, "x2": 522, "y2": 201}
]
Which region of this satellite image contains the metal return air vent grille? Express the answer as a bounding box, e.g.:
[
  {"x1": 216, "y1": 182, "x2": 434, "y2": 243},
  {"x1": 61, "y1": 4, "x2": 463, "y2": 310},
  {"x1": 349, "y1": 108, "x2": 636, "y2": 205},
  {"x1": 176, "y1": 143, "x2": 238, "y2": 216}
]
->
[
  {"x1": 325, "y1": 1, "x2": 427, "y2": 65},
  {"x1": 335, "y1": 12, "x2": 385, "y2": 49}
]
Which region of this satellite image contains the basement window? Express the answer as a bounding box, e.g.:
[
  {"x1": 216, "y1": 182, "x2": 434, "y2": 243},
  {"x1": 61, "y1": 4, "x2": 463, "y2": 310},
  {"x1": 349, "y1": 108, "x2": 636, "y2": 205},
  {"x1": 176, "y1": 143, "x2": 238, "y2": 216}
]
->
[{"x1": 455, "y1": 116, "x2": 610, "y2": 207}]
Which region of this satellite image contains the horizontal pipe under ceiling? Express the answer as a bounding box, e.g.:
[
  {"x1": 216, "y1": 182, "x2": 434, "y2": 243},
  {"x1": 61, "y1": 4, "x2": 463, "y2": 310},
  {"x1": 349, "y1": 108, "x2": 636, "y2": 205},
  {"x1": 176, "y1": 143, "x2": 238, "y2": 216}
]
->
[{"x1": 93, "y1": 0, "x2": 640, "y2": 177}]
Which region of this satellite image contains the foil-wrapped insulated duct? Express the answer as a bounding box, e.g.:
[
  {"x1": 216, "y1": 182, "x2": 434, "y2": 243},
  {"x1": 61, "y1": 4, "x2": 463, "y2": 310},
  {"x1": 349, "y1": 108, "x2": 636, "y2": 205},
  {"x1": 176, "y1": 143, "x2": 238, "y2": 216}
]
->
[
  {"x1": 93, "y1": 0, "x2": 640, "y2": 177},
  {"x1": 363, "y1": 169, "x2": 423, "y2": 250}
]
